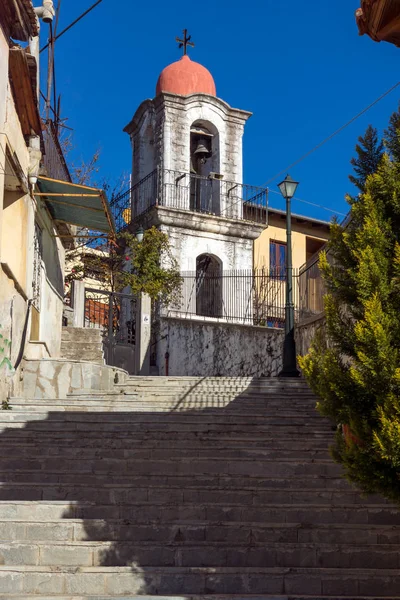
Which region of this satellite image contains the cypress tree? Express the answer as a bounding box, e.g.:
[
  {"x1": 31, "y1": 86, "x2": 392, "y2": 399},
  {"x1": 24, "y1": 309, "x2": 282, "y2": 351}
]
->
[
  {"x1": 384, "y1": 102, "x2": 400, "y2": 162},
  {"x1": 299, "y1": 148, "x2": 400, "y2": 502},
  {"x1": 349, "y1": 125, "x2": 384, "y2": 191}
]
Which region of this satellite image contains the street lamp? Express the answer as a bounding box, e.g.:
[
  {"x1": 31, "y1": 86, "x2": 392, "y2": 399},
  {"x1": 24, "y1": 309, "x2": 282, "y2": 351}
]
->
[
  {"x1": 278, "y1": 174, "x2": 300, "y2": 377},
  {"x1": 136, "y1": 226, "x2": 144, "y2": 243}
]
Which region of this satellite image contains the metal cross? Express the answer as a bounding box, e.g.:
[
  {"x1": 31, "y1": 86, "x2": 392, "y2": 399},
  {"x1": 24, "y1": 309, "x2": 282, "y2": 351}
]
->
[{"x1": 176, "y1": 29, "x2": 195, "y2": 55}]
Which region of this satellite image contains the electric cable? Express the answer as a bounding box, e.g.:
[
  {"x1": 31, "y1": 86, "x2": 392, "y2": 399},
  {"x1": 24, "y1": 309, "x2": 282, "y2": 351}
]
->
[{"x1": 262, "y1": 79, "x2": 400, "y2": 187}]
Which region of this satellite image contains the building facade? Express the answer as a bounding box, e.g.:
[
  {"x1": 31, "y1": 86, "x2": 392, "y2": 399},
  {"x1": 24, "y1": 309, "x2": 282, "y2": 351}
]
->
[
  {"x1": 124, "y1": 54, "x2": 267, "y2": 278},
  {"x1": 254, "y1": 209, "x2": 330, "y2": 273},
  {"x1": 0, "y1": 0, "x2": 68, "y2": 399}
]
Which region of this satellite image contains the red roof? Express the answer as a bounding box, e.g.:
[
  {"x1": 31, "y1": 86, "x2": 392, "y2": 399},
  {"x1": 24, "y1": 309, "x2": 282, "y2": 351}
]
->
[{"x1": 156, "y1": 55, "x2": 216, "y2": 97}]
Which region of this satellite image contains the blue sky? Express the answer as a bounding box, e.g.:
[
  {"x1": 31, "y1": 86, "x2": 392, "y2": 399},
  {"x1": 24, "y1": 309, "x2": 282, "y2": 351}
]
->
[{"x1": 43, "y1": 0, "x2": 400, "y2": 222}]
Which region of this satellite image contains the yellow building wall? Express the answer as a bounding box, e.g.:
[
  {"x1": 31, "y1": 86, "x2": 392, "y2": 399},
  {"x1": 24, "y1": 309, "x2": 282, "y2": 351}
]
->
[
  {"x1": 254, "y1": 214, "x2": 330, "y2": 272},
  {"x1": 1, "y1": 191, "x2": 29, "y2": 292}
]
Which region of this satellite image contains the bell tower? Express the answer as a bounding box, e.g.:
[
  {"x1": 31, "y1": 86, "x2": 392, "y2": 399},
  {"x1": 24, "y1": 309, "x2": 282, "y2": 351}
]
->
[{"x1": 123, "y1": 34, "x2": 266, "y2": 272}]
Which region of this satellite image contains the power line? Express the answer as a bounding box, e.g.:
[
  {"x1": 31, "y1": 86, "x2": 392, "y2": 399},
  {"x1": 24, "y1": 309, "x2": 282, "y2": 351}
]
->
[
  {"x1": 40, "y1": 0, "x2": 103, "y2": 53},
  {"x1": 262, "y1": 79, "x2": 400, "y2": 187},
  {"x1": 268, "y1": 189, "x2": 346, "y2": 217}
]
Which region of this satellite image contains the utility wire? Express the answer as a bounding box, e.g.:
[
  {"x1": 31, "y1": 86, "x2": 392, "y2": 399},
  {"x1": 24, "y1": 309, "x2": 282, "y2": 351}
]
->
[
  {"x1": 262, "y1": 79, "x2": 400, "y2": 187},
  {"x1": 222, "y1": 79, "x2": 400, "y2": 219},
  {"x1": 268, "y1": 189, "x2": 346, "y2": 217},
  {"x1": 40, "y1": 0, "x2": 103, "y2": 53}
]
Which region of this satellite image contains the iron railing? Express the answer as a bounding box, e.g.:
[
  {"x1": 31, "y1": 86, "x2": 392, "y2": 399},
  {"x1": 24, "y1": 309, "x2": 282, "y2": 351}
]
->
[
  {"x1": 298, "y1": 252, "x2": 327, "y2": 320},
  {"x1": 84, "y1": 287, "x2": 137, "y2": 345},
  {"x1": 110, "y1": 169, "x2": 268, "y2": 231},
  {"x1": 42, "y1": 120, "x2": 71, "y2": 182},
  {"x1": 164, "y1": 269, "x2": 299, "y2": 328}
]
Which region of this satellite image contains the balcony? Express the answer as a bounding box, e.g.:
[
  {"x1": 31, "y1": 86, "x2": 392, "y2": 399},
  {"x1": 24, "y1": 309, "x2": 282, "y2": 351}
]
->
[
  {"x1": 42, "y1": 121, "x2": 72, "y2": 183},
  {"x1": 110, "y1": 169, "x2": 268, "y2": 232}
]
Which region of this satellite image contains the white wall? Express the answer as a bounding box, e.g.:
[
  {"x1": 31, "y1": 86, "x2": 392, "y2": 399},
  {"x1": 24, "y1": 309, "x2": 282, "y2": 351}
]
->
[
  {"x1": 164, "y1": 224, "x2": 253, "y2": 272},
  {"x1": 157, "y1": 317, "x2": 283, "y2": 377}
]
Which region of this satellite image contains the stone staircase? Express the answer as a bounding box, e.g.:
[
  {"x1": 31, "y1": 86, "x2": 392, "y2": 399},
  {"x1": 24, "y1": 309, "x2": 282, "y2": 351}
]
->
[
  {"x1": 1, "y1": 376, "x2": 400, "y2": 599},
  {"x1": 60, "y1": 326, "x2": 104, "y2": 364}
]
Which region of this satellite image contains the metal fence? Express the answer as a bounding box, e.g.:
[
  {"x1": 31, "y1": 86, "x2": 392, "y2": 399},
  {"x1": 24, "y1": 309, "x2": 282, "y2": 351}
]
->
[
  {"x1": 298, "y1": 252, "x2": 327, "y2": 320},
  {"x1": 164, "y1": 269, "x2": 299, "y2": 328},
  {"x1": 109, "y1": 169, "x2": 268, "y2": 230},
  {"x1": 42, "y1": 120, "x2": 72, "y2": 182}
]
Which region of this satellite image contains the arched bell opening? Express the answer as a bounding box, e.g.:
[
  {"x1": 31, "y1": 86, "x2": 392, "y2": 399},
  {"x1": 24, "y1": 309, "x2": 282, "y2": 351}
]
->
[
  {"x1": 190, "y1": 121, "x2": 221, "y2": 216},
  {"x1": 196, "y1": 253, "x2": 223, "y2": 318}
]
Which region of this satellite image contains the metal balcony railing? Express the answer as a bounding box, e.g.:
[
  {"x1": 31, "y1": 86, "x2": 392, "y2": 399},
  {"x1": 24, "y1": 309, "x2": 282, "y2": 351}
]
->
[
  {"x1": 110, "y1": 169, "x2": 268, "y2": 231},
  {"x1": 42, "y1": 121, "x2": 72, "y2": 183}
]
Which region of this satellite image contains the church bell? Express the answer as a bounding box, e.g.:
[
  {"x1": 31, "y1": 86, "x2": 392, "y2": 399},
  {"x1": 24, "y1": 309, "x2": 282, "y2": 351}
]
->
[{"x1": 193, "y1": 137, "x2": 212, "y2": 164}]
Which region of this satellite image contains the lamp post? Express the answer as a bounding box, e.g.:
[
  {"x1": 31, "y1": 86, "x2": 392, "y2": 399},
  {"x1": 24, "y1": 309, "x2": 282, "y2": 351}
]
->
[
  {"x1": 136, "y1": 226, "x2": 144, "y2": 243},
  {"x1": 278, "y1": 174, "x2": 300, "y2": 378}
]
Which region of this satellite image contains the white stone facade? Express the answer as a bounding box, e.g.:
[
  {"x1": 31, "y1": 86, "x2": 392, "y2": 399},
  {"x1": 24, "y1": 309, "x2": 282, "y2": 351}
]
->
[
  {"x1": 124, "y1": 91, "x2": 263, "y2": 274},
  {"x1": 124, "y1": 69, "x2": 270, "y2": 376},
  {"x1": 125, "y1": 93, "x2": 251, "y2": 186}
]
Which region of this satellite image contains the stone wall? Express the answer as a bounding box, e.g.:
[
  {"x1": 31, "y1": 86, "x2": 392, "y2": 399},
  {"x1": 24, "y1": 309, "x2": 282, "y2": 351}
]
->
[
  {"x1": 0, "y1": 267, "x2": 28, "y2": 400},
  {"x1": 20, "y1": 359, "x2": 128, "y2": 399},
  {"x1": 295, "y1": 313, "x2": 326, "y2": 358},
  {"x1": 157, "y1": 317, "x2": 283, "y2": 377},
  {"x1": 163, "y1": 222, "x2": 254, "y2": 271}
]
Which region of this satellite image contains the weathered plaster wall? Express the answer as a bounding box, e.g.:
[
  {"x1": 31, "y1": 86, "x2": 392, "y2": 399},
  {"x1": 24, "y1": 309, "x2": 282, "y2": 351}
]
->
[
  {"x1": 20, "y1": 359, "x2": 128, "y2": 399},
  {"x1": 0, "y1": 269, "x2": 28, "y2": 400},
  {"x1": 0, "y1": 51, "x2": 66, "y2": 398},
  {"x1": 37, "y1": 219, "x2": 65, "y2": 358},
  {"x1": 295, "y1": 313, "x2": 326, "y2": 358},
  {"x1": 0, "y1": 29, "x2": 9, "y2": 260},
  {"x1": 164, "y1": 223, "x2": 254, "y2": 271},
  {"x1": 157, "y1": 317, "x2": 283, "y2": 377}
]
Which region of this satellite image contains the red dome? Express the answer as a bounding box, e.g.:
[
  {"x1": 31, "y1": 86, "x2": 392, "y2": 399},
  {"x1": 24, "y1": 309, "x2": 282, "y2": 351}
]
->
[{"x1": 156, "y1": 55, "x2": 216, "y2": 97}]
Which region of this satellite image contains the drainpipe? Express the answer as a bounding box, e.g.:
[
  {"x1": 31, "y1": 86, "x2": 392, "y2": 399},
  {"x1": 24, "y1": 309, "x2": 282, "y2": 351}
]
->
[
  {"x1": 29, "y1": 2, "x2": 55, "y2": 188},
  {"x1": 165, "y1": 351, "x2": 169, "y2": 376},
  {"x1": 34, "y1": 1, "x2": 55, "y2": 24}
]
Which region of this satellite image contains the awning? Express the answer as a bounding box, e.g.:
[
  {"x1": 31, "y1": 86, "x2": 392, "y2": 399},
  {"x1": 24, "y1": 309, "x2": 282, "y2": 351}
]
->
[{"x1": 36, "y1": 176, "x2": 116, "y2": 236}]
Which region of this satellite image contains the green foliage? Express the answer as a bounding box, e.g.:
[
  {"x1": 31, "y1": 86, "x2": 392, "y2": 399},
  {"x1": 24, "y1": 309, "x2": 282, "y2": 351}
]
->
[
  {"x1": 349, "y1": 125, "x2": 384, "y2": 192},
  {"x1": 67, "y1": 227, "x2": 182, "y2": 304},
  {"x1": 119, "y1": 227, "x2": 182, "y2": 304},
  {"x1": 0, "y1": 325, "x2": 14, "y2": 376},
  {"x1": 384, "y1": 102, "x2": 400, "y2": 162},
  {"x1": 299, "y1": 127, "x2": 400, "y2": 502}
]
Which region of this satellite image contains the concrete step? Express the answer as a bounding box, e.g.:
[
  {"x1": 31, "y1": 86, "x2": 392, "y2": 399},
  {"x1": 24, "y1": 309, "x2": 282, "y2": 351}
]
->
[
  {"x1": 1, "y1": 565, "x2": 400, "y2": 596},
  {"x1": 61, "y1": 350, "x2": 103, "y2": 360},
  {"x1": 0, "y1": 474, "x2": 354, "y2": 493},
  {"x1": 0, "y1": 434, "x2": 334, "y2": 450},
  {"x1": 0, "y1": 474, "x2": 356, "y2": 501},
  {"x1": 0, "y1": 490, "x2": 392, "y2": 517},
  {"x1": 6, "y1": 406, "x2": 322, "y2": 418},
  {"x1": 1, "y1": 505, "x2": 398, "y2": 531},
  {"x1": 4, "y1": 596, "x2": 400, "y2": 600},
  {"x1": 62, "y1": 327, "x2": 103, "y2": 339},
  {"x1": 0, "y1": 443, "x2": 333, "y2": 460},
  {"x1": 0, "y1": 434, "x2": 333, "y2": 448},
  {"x1": 60, "y1": 342, "x2": 103, "y2": 351},
  {"x1": 0, "y1": 411, "x2": 329, "y2": 426},
  {"x1": 2, "y1": 519, "x2": 400, "y2": 546},
  {"x1": 0, "y1": 411, "x2": 332, "y2": 427},
  {"x1": 0, "y1": 455, "x2": 344, "y2": 478},
  {"x1": 6, "y1": 399, "x2": 322, "y2": 413},
  {"x1": 1, "y1": 540, "x2": 400, "y2": 568},
  {"x1": 8, "y1": 398, "x2": 318, "y2": 410},
  {"x1": 1, "y1": 501, "x2": 398, "y2": 528}
]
